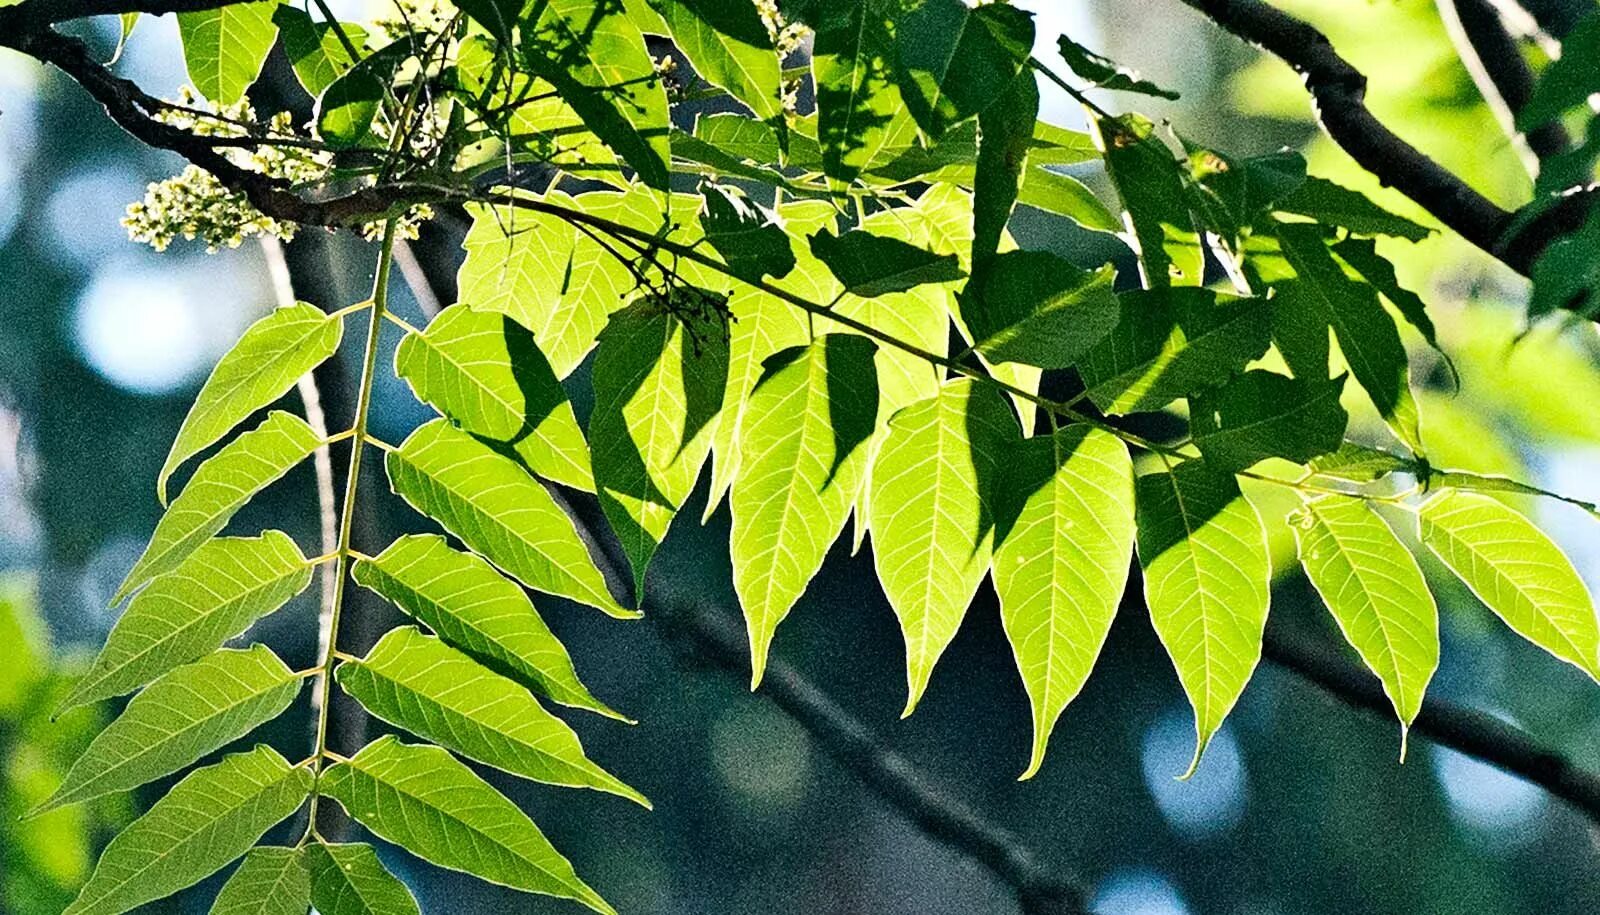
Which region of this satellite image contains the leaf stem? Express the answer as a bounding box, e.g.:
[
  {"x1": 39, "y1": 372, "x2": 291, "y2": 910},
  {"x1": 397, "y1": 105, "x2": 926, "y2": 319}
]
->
[{"x1": 302, "y1": 217, "x2": 399, "y2": 840}]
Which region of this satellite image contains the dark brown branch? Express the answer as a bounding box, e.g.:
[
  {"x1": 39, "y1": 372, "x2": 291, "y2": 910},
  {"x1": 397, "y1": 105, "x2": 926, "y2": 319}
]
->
[
  {"x1": 1, "y1": 0, "x2": 250, "y2": 27},
  {"x1": 1437, "y1": 0, "x2": 1570, "y2": 163}
]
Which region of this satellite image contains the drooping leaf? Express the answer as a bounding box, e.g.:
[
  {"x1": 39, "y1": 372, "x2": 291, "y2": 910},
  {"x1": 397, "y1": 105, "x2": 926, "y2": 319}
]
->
[
  {"x1": 63, "y1": 745, "x2": 312, "y2": 915},
  {"x1": 1186, "y1": 147, "x2": 1306, "y2": 244},
  {"x1": 1190, "y1": 370, "x2": 1349, "y2": 471},
  {"x1": 1331, "y1": 236, "x2": 1442, "y2": 355},
  {"x1": 1095, "y1": 113, "x2": 1202, "y2": 288},
  {"x1": 176, "y1": 1, "x2": 278, "y2": 104},
  {"x1": 589, "y1": 301, "x2": 728, "y2": 598},
  {"x1": 1272, "y1": 177, "x2": 1431, "y2": 241},
  {"x1": 651, "y1": 0, "x2": 783, "y2": 121},
  {"x1": 870, "y1": 379, "x2": 1018, "y2": 714},
  {"x1": 63, "y1": 533, "x2": 311, "y2": 713},
  {"x1": 993, "y1": 426, "x2": 1134, "y2": 779},
  {"x1": 273, "y1": 6, "x2": 365, "y2": 98},
  {"x1": 893, "y1": 0, "x2": 1034, "y2": 139},
  {"x1": 1077, "y1": 288, "x2": 1271, "y2": 414},
  {"x1": 958, "y1": 252, "x2": 1119, "y2": 369},
  {"x1": 338, "y1": 627, "x2": 645, "y2": 805},
  {"x1": 38, "y1": 645, "x2": 300, "y2": 813},
  {"x1": 395, "y1": 303, "x2": 593, "y2": 491},
  {"x1": 809, "y1": 228, "x2": 966, "y2": 297},
  {"x1": 522, "y1": 0, "x2": 671, "y2": 188},
  {"x1": 320, "y1": 736, "x2": 615, "y2": 914},
  {"x1": 210, "y1": 847, "x2": 309, "y2": 915},
  {"x1": 316, "y1": 66, "x2": 384, "y2": 149},
  {"x1": 117, "y1": 411, "x2": 321, "y2": 603},
  {"x1": 806, "y1": 0, "x2": 919, "y2": 182},
  {"x1": 1418, "y1": 490, "x2": 1600, "y2": 678},
  {"x1": 1307, "y1": 442, "x2": 1420, "y2": 483},
  {"x1": 158, "y1": 302, "x2": 342, "y2": 504},
  {"x1": 304, "y1": 843, "x2": 420, "y2": 915},
  {"x1": 385, "y1": 419, "x2": 632, "y2": 618},
  {"x1": 1135, "y1": 460, "x2": 1270, "y2": 776},
  {"x1": 1295, "y1": 495, "x2": 1438, "y2": 748},
  {"x1": 731, "y1": 335, "x2": 879, "y2": 686},
  {"x1": 972, "y1": 68, "x2": 1039, "y2": 269},
  {"x1": 1056, "y1": 34, "x2": 1179, "y2": 99},
  {"x1": 353, "y1": 534, "x2": 623, "y2": 720},
  {"x1": 700, "y1": 183, "x2": 797, "y2": 283}
]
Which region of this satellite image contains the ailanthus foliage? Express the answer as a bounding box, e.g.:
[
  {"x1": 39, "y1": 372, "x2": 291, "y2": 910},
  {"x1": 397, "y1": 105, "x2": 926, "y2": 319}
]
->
[{"x1": 14, "y1": 0, "x2": 1600, "y2": 912}]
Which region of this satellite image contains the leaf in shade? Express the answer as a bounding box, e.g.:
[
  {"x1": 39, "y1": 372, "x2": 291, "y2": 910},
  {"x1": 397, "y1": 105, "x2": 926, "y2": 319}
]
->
[
  {"x1": 804, "y1": 0, "x2": 918, "y2": 182},
  {"x1": 117, "y1": 411, "x2": 321, "y2": 603},
  {"x1": 650, "y1": 0, "x2": 783, "y2": 120},
  {"x1": 522, "y1": 0, "x2": 671, "y2": 188},
  {"x1": 386, "y1": 419, "x2": 631, "y2": 617},
  {"x1": 1056, "y1": 34, "x2": 1179, "y2": 99},
  {"x1": 1307, "y1": 442, "x2": 1420, "y2": 483},
  {"x1": 958, "y1": 251, "x2": 1119, "y2": 369},
  {"x1": 63, "y1": 533, "x2": 310, "y2": 713},
  {"x1": 177, "y1": 1, "x2": 278, "y2": 103},
  {"x1": 1187, "y1": 147, "x2": 1306, "y2": 243},
  {"x1": 1295, "y1": 495, "x2": 1437, "y2": 753},
  {"x1": 700, "y1": 184, "x2": 797, "y2": 283},
  {"x1": 808, "y1": 228, "x2": 966, "y2": 298},
  {"x1": 993, "y1": 426, "x2": 1134, "y2": 779},
  {"x1": 353, "y1": 534, "x2": 623, "y2": 720},
  {"x1": 316, "y1": 66, "x2": 383, "y2": 149},
  {"x1": 320, "y1": 736, "x2": 615, "y2": 914},
  {"x1": 1135, "y1": 460, "x2": 1270, "y2": 777},
  {"x1": 158, "y1": 302, "x2": 342, "y2": 505},
  {"x1": 893, "y1": 0, "x2": 1034, "y2": 139},
  {"x1": 1272, "y1": 176, "x2": 1431, "y2": 241},
  {"x1": 273, "y1": 6, "x2": 365, "y2": 98},
  {"x1": 589, "y1": 302, "x2": 728, "y2": 598},
  {"x1": 973, "y1": 68, "x2": 1039, "y2": 269},
  {"x1": 62, "y1": 745, "x2": 312, "y2": 915},
  {"x1": 730, "y1": 335, "x2": 879, "y2": 686},
  {"x1": 1094, "y1": 113, "x2": 1203, "y2": 288},
  {"x1": 395, "y1": 304, "x2": 593, "y2": 491},
  {"x1": 1419, "y1": 490, "x2": 1600, "y2": 679},
  {"x1": 1517, "y1": 13, "x2": 1600, "y2": 128},
  {"x1": 209, "y1": 847, "x2": 309, "y2": 915},
  {"x1": 1077, "y1": 288, "x2": 1272, "y2": 415},
  {"x1": 37, "y1": 645, "x2": 300, "y2": 813},
  {"x1": 337, "y1": 627, "x2": 647, "y2": 805},
  {"x1": 869, "y1": 380, "x2": 1019, "y2": 715},
  {"x1": 1190, "y1": 370, "x2": 1349, "y2": 471},
  {"x1": 305, "y1": 843, "x2": 421, "y2": 915},
  {"x1": 1331, "y1": 236, "x2": 1442, "y2": 354}
]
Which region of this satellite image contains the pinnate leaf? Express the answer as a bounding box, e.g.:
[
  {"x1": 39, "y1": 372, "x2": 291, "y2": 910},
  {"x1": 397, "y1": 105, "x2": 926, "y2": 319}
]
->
[
  {"x1": 273, "y1": 5, "x2": 365, "y2": 98},
  {"x1": 1056, "y1": 34, "x2": 1179, "y2": 99},
  {"x1": 320, "y1": 736, "x2": 614, "y2": 914},
  {"x1": 158, "y1": 302, "x2": 342, "y2": 504},
  {"x1": 958, "y1": 252, "x2": 1119, "y2": 369},
  {"x1": 177, "y1": 1, "x2": 278, "y2": 104},
  {"x1": 1190, "y1": 370, "x2": 1349, "y2": 471},
  {"x1": 700, "y1": 183, "x2": 796, "y2": 283},
  {"x1": 806, "y1": 0, "x2": 918, "y2": 182},
  {"x1": 305, "y1": 843, "x2": 420, "y2": 915},
  {"x1": 893, "y1": 0, "x2": 1034, "y2": 139},
  {"x1": 210, "y1": 847, "x2": 309, "y2": 915},
  {"x1": 63, "y1": 745, "x2": 312, "y2": 915},
  {"x1": 651, "y1": 0, "x2": 783, "y2": 120}
]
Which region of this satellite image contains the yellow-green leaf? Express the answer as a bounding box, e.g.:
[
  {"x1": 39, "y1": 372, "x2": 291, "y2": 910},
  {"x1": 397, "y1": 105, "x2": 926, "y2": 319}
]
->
[{"x1": 210, "y1": 847, "x2": 309, "y2": 915}]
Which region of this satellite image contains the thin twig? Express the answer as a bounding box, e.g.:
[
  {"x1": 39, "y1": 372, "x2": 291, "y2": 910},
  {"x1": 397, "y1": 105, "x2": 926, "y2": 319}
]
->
[{"x1": 1436, "y1": 0, "x2": 1568, "y2": 169}]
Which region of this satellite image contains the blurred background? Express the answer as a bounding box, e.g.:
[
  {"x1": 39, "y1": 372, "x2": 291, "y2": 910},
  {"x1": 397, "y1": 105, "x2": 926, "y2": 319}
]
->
[{"x1": 4, "y1": 0, "x2": 1600, "y2": 913}]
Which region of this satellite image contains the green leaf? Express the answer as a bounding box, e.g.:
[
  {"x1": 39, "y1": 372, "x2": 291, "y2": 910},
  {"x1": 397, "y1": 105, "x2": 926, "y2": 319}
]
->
[
  {"x1": 651, "y1": 0, "x2": 783, "y2": 120},
  {"x1": 63, "y1": 533, "x2": 310, "y2": 713},
  {"x1": 210, "y1": 847, "x2": 309, "y2": 915},
  {"x1": 731, "y1": 335, "x2": 879, "y2": 686},
  {"x1": 1418, "y1": 490, "x2": 1600, "y2": 678},
  {"x1": 809, "y1": 228, "x2": 966, "y2": 297},
  {"x1": 63, "y1": 745, "x2": 312, "y2": 915},
  {"x1": 353, "y1": 534, "x2": 623, "y2": 720},
  {"x1": 1095, "y1": 113, "x2": 1202, "y2": 288},
  {"x1": 893, "y1": 0, "x2": 1034, "y2": 139},
  {"x1": 1078, "y1": 288, "x2": 1272, "y2": 414},
  {"x1": 37, "y1": 645, "x2": 300, "y2": 814},
  {"x1": 305, "y1": 843, "x2": 420, "y2": 915},
  {"x1": 993, "y1": 426, "x2": 1134, "y2": 779},
  {"x1": 113, "y1": 12, "x2": 139, "y2": 64},
  {"x1": 317, "y1": 66, "x2": 383, "y2": 149},
  {"x1": 1518, "y1": 12, "x2": 1600, "y2": 128},
  {"x1": 807, "y1": 0, "x2": 919, "y2": 182},
  {"x1": 395, "y1": 303, "x2": 593, "y2": 491},
  {"x1": 1330, "y1": 236, "x2": 1442, "y2": 354},
  {"x1": 386, "y1": 419, "x2": 632, "y2": 618},
  {"x1": 1190, "y1": 370, "x2": 1349, "y2": 471},
  {"x1": 116, "y1": 411, "x2": 321, "y2": 603},
  {"x1": 176, "y1": 1, "x2": 278, "y2": 104},
  {"x1": 1273, "y1": 177, "x2": 1431, "y2": 241},
  {"x1": 870, "y1": 379, "x2": 1018, "y2": 714},
  {"x1": 700, "y1": 183, "x2": 797, "y2": 283},
  {"x1": 589, "y1": 302, "x2": 728, "y2": 598},
  {"x1": 337, "y1": 627, "x2": 646, "y2": 805},
  {"x1": 1135, "y1": 460, "x2": 1270, "y2": 777},
  {"x1": 522, "y1": 0, "x2": 671, "y2": 188},
  {"x1": 273, "y1": 6, "x2": 365, "y2": 98},
  {"x1": 321, "y1": 736, "x2": 614, "y2": 914},
  {"x1": 1276, "y1": 224, "x2": 1422, "y2": 451},
  {"x1": 1056, "y1": 34, "x2": 1179, "y2": 99},
  {"x1": 1307, "y1": 442, "x2": 1420, "y2": 483},
  {"x1": 694, "y1": 111, "x2": 782, "y2": 162},
  {"x1": 158, "y1": 302, "x2": 342, "y2": 505},
  {"x1": 1016, "y1": 166, "x2": 1121, "y2": 233},
  {"x1": 1529, "y1": 208, "x2": 1600, "y2": 319},
  {"x1": 973, "y1": 68, "x2": 1039, "y2": 269},
  {"x1": 958, "y1": 252, "x2": 1119, "y2": 369},
  {"x1": 1295, "y1": 495, "x2": 1438, "y2": 748}
]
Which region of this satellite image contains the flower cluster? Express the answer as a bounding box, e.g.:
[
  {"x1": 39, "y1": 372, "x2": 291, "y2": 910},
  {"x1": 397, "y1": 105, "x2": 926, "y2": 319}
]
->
[{"x1": 754, "y1": 0, "x2": 809, "y2": 115}]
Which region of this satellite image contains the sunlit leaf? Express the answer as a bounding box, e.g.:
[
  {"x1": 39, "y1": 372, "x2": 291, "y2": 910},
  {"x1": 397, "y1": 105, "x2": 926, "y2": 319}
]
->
[
  {"x1": 176, "y1": 1, "x2": 278, "y2": 104},
  {"x1": 893, "y1": 0, "x2": 1034, "y2": 139},
  {"x1": 651, "y1": 0, "x2": 783, "y2": 120},
  {"x1": 958, "y1": 252, "x2": 1118, "y2": 369},
  {"x1": 210, "y1": 847, "x2": 309, "y2": 915},
  {"x1": 305, "y1": 843, "x2": 420, "y2": 915},
  {"x1": 1307, "y1": 442, "x2": 1420, "y2": 483},
  {"x1": 316, "y1": 66, "x2": 383, "y2": 149},
  {"x1": 273, "y1": 6, "x2": 365, "y2": 98},
  {"x1": 805, "y1": 0, "x2": 918, "y2": 182}
]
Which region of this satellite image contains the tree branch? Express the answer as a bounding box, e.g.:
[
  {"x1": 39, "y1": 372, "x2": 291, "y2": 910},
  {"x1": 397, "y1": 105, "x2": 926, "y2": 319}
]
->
[{"x1": 1436, "y1": 0, "x2": 1569, "y2": 167}]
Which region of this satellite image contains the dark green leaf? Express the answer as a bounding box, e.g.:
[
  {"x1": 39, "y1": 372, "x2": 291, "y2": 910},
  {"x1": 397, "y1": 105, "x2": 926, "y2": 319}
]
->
[
  {"x1": 1518, "y1": 12, "x2": 1600, "y2": 128},
  {"x1": 1308, "y1": 442, "x2": 1420, "y2": 483},
  {"x1": 1273, "y1": 177, "x2": 1431, "y2": 241},
  {"x1": 273, "y1": 6, "x2": 365, "y2": 98},
  {"x1": 894, "y1": 0, "x2": 1034, "y2": 138},
  {"x1": 808, "y1": 228, "x2": 966, "y2": 297},
  {"x1": 1190, "y1": 370, "x2": 1349, "y2": 471},
  {"x1": 973, "y1": 69, "x2": 1040, "y2": 269},
  {"x1": 317, "y1": 67, "x2": 383, "y2": 149},
  {"x1": 958, "y1": 251, "x2": 1119, "y2": 368},
  {"x1": 1056, "y1": 34, "x2": 1179, "y2": 99},
  {"x1": 1095, "y1": 113, "x2": 1203, "y2": 287},
  {"x1": 701, "y1": 184, "x2": 797, "y2": 283}
]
